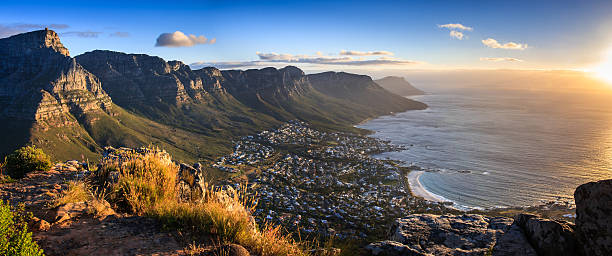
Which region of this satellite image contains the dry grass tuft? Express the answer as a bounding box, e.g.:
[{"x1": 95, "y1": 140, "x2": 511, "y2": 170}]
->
[
  {"x1": 54, "y1": 181, "x2": 91, "y2": 207},
  {"x1": 53, "y1": 180, "x2": 114, "y2": 217},
  {"x1": 94, "y1": 150, "x2": 178, "y2": 214},
  {"x1": 96, "y1": 149, "x2": 308, "y2": 256}
]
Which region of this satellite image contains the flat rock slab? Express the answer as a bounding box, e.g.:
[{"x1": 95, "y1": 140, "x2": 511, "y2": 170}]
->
[{"x1": 368, "y1": 214, "x2": 513, "y2": 256}]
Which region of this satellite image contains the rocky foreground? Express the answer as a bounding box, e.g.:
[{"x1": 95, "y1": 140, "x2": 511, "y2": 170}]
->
[
  {"x1": 0, "y1": 161, "x2": 192, "y2": 255},
  {"x1": 366, "y1": 179, "x2": 612, "y2": 256},
  {"x1": 1, "y1": 149, "x2": 611, "y2": 255}
]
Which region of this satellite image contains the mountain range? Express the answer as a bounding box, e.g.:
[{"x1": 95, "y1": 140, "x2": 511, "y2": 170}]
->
[{"x1": 0, "y1": 29, "x2": 426, "y2": 162}]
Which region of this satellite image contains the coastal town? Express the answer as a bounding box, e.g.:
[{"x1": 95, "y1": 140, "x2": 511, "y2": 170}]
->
[{"x1": 213, "y1": 121, "x2": 458, "y2": 240}]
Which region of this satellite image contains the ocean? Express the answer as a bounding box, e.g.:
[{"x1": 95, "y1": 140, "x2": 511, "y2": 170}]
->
[{"x1": 358, "y1": 87, "x2": 612, "y2": 210}]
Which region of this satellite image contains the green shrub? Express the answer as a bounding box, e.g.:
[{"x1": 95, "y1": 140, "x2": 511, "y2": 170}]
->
[
  {"x1": 5, "y1": 146, "x2": 52, "y2": 179},
  {"x1": 0, "y1": 200, "x2": 44, "y2": 256}
]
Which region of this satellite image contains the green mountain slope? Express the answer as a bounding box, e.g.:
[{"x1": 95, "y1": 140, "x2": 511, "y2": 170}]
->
[{"x1": 1, "y1": 30, "x2": 427, "y2": 162}]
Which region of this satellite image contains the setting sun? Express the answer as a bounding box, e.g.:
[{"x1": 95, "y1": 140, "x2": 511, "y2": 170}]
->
[{"x1": 594, "y1": 48, "x2": 612, "y2": 84}]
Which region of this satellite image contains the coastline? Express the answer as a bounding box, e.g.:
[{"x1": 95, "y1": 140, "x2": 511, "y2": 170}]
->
[{"x1": 407, "y1": 170, "x2": 448, "y2": 203}]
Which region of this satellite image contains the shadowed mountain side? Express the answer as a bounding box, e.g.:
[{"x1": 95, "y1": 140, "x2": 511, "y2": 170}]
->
[
  {"x1": 75, "y1": 50, "x2": 280, "y2": 136},
  {"x1": 1, "y1": 29, "x2": 427, "y2": 162},
  {"x1": 308, "y1": 72, "x2": 427, "y2": 113},
  {"x1": 77, "y1": 50, "x2": 426, "y2": 135}
]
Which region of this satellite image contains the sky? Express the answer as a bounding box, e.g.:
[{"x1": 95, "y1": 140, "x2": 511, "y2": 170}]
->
[{"x1": 2, "y1": 0, "x2": 612, "y2": 75}]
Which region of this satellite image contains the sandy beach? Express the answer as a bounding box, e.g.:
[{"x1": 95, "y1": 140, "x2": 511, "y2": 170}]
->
[{"x1": 407, "y1": 171, "x2": 447, "y2": 202}]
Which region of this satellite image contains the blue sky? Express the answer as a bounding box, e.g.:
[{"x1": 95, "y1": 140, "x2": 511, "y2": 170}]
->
[{"x1": 2, "y1": 0, "x2": 612, "y2": 74}]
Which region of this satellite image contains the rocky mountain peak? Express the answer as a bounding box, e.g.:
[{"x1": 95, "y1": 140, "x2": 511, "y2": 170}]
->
[
  {"x1": 3, "y1": 29, "x2": 70, "y2": 57},
  {"x1": 0, "y1": 30, "x2": 111, "y2": 122},
  {"x1": 279, "y1": 65, "x2": 305, "y2": 78}
]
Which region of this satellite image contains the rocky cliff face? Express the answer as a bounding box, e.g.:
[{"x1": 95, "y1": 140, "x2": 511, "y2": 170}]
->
[
  {"x1": 221, "y1": 66, "x2": 310, "y2": 99},
  {"x1": 76, "y1": 50, "x2": 214, "y2": 107},
  {"x1": 0, "y1": 29, "x2": 111, "y2": 122}
]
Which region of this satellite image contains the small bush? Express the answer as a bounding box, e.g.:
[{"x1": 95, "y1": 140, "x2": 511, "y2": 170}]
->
[
  {"x1": 0, "y1": 200, "x2": 44, "y2": 256},
  {"x1": 5, "y1": 145, "x2": 52, "y2": 179}
]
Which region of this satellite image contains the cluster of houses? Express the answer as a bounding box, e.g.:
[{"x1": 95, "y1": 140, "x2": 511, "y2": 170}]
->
[
  {"x1": 212, "y1": 141, "x2": 274, "y2": 172},
  {"x1": 214, "y1": 121, "x2": 456, "y2": 240}
]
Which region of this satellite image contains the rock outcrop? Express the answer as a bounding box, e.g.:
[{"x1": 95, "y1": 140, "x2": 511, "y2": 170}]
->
[
  {"x1": 371, "y1": 179, "x2": 612, "y2": 256},
  {"x1": 491, "y1": 220, "x2": 537, "y2": 256},
  {"x1": 492, "y1": 214, "x2": 577, "y2": 256},
  {"x1": 366, "y1": 214, "x2": 513, "y2": 256},
  {"x1": 494, "y1": 179, "x2": 612, "y2": 256},
  {"x1": 177, "y1": 162, "x2": 206, "y2": 202},
  {"x1": 575, "y1": 179, "x2": 612, "y2": 256},
  {"x1": 0, "y1": 29, "x2": 112, "y2": 122}
]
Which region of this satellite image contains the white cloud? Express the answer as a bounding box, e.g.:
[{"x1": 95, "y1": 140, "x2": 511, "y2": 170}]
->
[
  {"x1": 109, "y1": 31, "x2": 130, "y2": 38},
  {"x1": 191, "y1": 51, "x2": 421, "y2": 70},
  {"x1": 62, "y1": 31, "x2": 102, "y2": 38},
  {"x1": 482, "y1": 38, "x2": 528, "y2": 50},
  {"x1": 480, "y1": 57, "x2": 524, "y2": 62},
  {"x1": 155, "y1": 31, "x2": 216, "y2": 47},
  {"x1": 449, "y1": 31, "x2": 464, "y2": 40},
  {"x1": 339, "y1": 50, "x2": 394, "y2": 56},
  {"x1": 438, "y1": 23, "x2": 473, "y2": 31},
  {"x1": 254, "y1": 52, "x2": 416, "y2": 65}
]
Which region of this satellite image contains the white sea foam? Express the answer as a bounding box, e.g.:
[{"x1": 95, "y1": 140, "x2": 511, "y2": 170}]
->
[{"x1": 407, "y1": 171, "x2": 448, "y2": 202}]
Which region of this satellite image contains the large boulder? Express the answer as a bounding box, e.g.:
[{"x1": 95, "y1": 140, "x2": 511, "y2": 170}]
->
[
  {"x1": 491, "y1": 222, "x2": 537, "y2": 256},
  {"x1": 367, "y1": 214, "x2": 513, "y2": 256},
  {"x1": 493, "y1": 214, "x2": 576, "y2": 256},
  {"x1": 575, "y1": 179, "x2": 612, "y2": 256}
]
